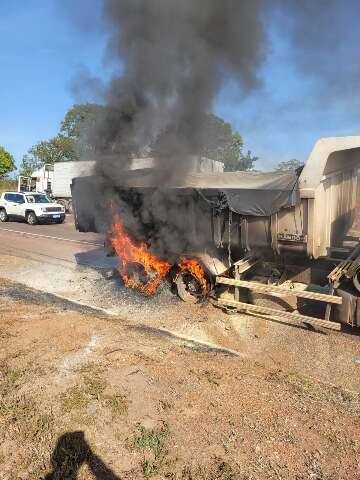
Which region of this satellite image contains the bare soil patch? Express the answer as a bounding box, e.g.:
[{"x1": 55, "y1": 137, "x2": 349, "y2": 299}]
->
[{"x1": 1, "y1": 279, "x2": 360, "y2": 479}]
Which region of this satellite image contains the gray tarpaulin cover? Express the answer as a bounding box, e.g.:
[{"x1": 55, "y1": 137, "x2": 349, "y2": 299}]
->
[{"x1": 120, "y1": 169, "x2": 299, "y2": 217}]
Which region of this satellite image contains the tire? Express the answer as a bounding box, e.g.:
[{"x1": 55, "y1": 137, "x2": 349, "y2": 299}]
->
[
  {"x1": 26, "y1": 211, "x2": 37, "y2": 225},
  {"x1": 67, "y1": 200, "x2": 73, "y2": 214},
  {"x1": 175, "y1": 270, "x2": 206, "y2": 303},
  {"x1": 57, "y1": 199, "x2": 67, "y2": 212},
  {"x1": 0, "y1": 209, "x2": 8, "y2": 222}
]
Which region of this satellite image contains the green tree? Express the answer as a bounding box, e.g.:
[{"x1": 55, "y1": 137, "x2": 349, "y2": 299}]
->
[
  {"x1": 60, "y1": 103, "x2": 102, "y2": 139},
  {"x1": 29, "y1": 135, "x2": 77, "y2": 164},
  {"x1": 223, "y1": 133, "x2": 258, "y2": 172},
  {"x1": 197, "y1": 115, "x2": 257, "y2": 171},
  {"x1": 60, "y1": 103, "x2": 102, "y2": 156},
  {"x1": 151, "y1": 114, "x2": 258, "y2": 172},
  {"x1": 199, "y1": 114, "x2": 235, "y2": 161},
  {"x1": 0, "y1": 146, "x2": 16, "y2": 177},
  {"x1": 19, "y1": 154, "x2": 42, "y2": 177},
  {"x1": 23, "y1": 104, "x2": 102, "y2": 171},
  {"x1": 276, "y1": 159, "x2": 303, "y2": 172}
]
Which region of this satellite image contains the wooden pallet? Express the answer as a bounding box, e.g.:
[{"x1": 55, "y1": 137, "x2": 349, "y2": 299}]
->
[
  {"x1": 216, "y1": 275, "x2": 342, "y2": 331},
  {"x1": 218, "y1": 298, "x2": 341, "y2": 331},
  {"x1": 216, "y1": 277, "x2": 342, "y2": 305}
]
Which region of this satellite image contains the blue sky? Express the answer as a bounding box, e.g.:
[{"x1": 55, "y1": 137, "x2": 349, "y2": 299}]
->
[
  {"x1": 0, "y1": 0, "x2": 107, "y2": 169},
  {"x1": 1, "y1": 0, "x2": 359, "y2": 171}
]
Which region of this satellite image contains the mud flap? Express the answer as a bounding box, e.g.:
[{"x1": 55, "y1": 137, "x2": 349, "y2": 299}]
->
[{"x1": 334, "y1": 287, "x2": 358, "y2": 326}]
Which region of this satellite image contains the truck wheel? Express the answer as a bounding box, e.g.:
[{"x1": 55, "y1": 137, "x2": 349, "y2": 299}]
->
[
  {"x1": 57, "y1": 199, "x2": 68, "y2": 212},
  {"x1": 175, "y1": 270, "x2": 205, "y2": 303},
  {"x1": 26, "y1": 211, "x2": 37, "y2": 225},
  {"x1": 0, "y1": 209, "x2": 8, "y2": 222},
  {"x1": 67, "y1": 200, "x2": 73, "y2": 214}
]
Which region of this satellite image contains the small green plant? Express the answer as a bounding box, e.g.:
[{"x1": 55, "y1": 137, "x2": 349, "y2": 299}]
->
[
  {"x1": 9, "y1": 370, "x2": 23, "y2": 383},
  {"x1": 143, "y1": 459, "x2": 156, "y2": 478},
  {"x1": 0, "y1": 364, "x2": 21, "y2": 396},
  {"x1": 133, "y1": 425, "x2": 170, "y2": 478}
]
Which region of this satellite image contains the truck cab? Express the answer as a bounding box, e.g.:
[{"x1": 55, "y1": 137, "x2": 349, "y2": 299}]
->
[{"x1": 18, "y1": 164, "x2": 54, "y2": 195}]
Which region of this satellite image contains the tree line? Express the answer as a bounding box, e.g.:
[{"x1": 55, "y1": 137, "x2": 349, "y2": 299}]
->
[{"x1": 0, "y1": 104, "x2": 303, "y2": 178}]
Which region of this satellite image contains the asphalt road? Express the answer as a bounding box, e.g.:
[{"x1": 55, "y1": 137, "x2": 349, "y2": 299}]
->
[
  {"x1": 0, "y1": 215, "x2": 100, "y2": 243},
  {"x1": 0, "y1": 215, "x2": 117, "y2": 269}
]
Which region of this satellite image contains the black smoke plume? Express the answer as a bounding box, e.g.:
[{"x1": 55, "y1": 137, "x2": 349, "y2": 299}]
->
[
  {"x1": 73, "y1": 0, "x2": 360, "y2": 259},
  {"x1": 81, "y1": 0, "x2": 268, "y2": 257},
  {"x1": 92, "y1": 0, "x2": 266, "y2": 180}
]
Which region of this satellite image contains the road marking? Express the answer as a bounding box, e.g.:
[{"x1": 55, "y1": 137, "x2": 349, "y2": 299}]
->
[{"x1": 0, "y1": 227, "x2": 103, "y2": 246}]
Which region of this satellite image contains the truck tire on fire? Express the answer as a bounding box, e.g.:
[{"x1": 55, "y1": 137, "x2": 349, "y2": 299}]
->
[
  {"x1": 123, "y1": 262, "x2": 158, "y2": 287},
  {"x1": 174, "y1": 269, "x2": 208, "y2": 303}
]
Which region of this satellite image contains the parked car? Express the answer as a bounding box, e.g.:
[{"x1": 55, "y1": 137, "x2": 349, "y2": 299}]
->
[{"x1": 0, "y1": 192, "x2": 66, "y2": 225}]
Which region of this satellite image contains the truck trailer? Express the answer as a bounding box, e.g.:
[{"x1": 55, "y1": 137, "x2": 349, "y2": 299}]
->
[
  {"x1": 71, "y1": 136, "x2": 360, "y2": 330},
  {"x1": 19, "y1": 157, "x2": 223, "y2": 213},
  {"x1": 18, "y1": 161, "x2": 96, "y2": 213}
]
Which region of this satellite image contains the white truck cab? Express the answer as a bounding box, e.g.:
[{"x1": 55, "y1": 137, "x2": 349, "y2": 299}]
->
[{"x1": 0, "y1": 192, "x2": 65, "y2": 225}]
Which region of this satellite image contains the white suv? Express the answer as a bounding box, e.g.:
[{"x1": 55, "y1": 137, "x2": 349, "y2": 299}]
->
[{"x1": 0, "y1": 192, "x2": 66, "y2": 225}]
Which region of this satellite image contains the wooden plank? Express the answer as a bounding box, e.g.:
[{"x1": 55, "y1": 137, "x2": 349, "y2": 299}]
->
[
  {"x1": 216, "y1": 277, "x2": 342, "y2": 305},
  {"x1": 217, "y1": 298, "x2": 341, "y2": 331},
  {"x1": 233, "y1": 256, "x2": 259, "y2": 274},
  {"x1": 234, "y1": 265, "x2": 240, "y2": 302},
  {"x1": 328, "y1": 242, "x2": 360, "y2": 284},
  {"x1": 324, "y1": 284, "x2": 334, "y2": 321}
]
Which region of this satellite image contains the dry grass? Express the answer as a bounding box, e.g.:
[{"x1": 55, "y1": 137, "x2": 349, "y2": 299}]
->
[
  {"x1": 0, "y1": 360, "x2": 130, "y2": 478},
  {"x1": 0, "y1": 178, "x2": 17, "y2": 193},
  {"x1": 105, "y1": 394, "x2": 128, "y2": 417},
  {"x1": 1, "y1": 288, "x2": 360, "y2": 479},
  {"x1": 59, "y1": 370, "x2": 107, "y2": 414}
]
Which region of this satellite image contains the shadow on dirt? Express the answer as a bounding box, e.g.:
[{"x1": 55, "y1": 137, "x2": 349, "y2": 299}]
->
[
  {"x1": 128, "y1": 323, "x2": 242, "y2": 356},
  {"x1": 44, "y1": 431, "x2": 120, "y2": 480},
  {"x1": 0, "y1": 280, "x2": 109, "y2": 316}
]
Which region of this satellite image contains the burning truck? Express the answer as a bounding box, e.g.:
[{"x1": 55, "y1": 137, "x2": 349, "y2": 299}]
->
[{"x1": 72, "y1": 136, "x2": 360, "y2": 330}]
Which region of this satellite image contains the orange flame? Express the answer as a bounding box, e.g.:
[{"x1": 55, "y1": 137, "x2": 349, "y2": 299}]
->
[
  {"x1": 109, "y1": 215, "x2": 209, "y2": 297},
  {"x1": 178, "y1": 258, "x2": 209, "y2": 294},
  {"x1": 109, "y1": 215, "x2": 171, "y2": 295}
]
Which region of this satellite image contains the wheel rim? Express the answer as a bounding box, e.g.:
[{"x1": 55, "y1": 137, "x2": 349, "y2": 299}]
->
[
  {"x1": 28, "y1": 214, "x2": 35, "y2": 224},
  {"x1": 0, "y1": 211, "x2": 6, "y2": 221},
  {"x1": 175, "y1": 270, "x2": 205, "y2": 303}
]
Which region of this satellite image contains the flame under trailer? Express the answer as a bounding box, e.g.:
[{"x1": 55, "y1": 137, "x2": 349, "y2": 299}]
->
[{"x1": 72, "y1": 136, "x2": 360, "y2": 331}]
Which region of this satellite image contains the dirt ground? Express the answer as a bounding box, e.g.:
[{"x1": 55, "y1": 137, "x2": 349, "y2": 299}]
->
[{"x1": 1, "y1": 279, "x2": 360, "y2": 480}]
